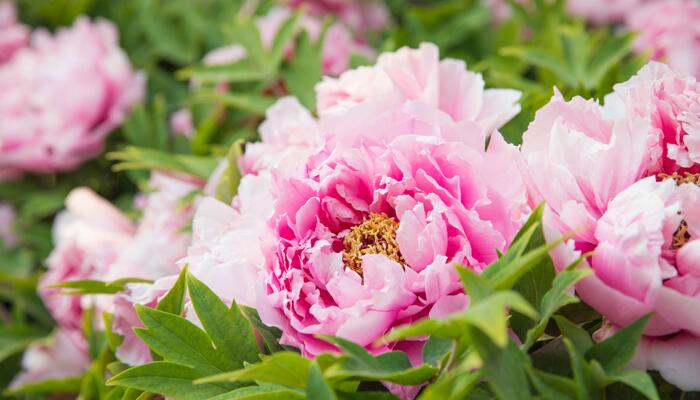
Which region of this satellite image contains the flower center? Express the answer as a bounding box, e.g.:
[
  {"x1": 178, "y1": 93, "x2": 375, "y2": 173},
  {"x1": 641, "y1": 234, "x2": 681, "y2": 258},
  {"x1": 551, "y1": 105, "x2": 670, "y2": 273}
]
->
[
  {"x1": 342, "y1": 213, "x2": 405, "y2": 275},
  {"x1": 659, "y1": 172, "x2": 700, "y2": 249}
]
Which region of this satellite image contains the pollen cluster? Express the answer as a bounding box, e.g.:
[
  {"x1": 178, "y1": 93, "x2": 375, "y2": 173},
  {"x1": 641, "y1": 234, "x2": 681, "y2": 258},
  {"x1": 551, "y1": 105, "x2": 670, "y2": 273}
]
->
[{"x1": 342, "y1": 213, "x2": 405, "y2": 275}]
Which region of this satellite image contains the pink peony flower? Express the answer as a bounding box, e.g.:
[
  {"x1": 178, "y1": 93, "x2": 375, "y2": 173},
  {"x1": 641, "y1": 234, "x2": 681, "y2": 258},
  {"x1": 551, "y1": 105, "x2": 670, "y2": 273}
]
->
[
  {"x1": 0, "y1": 201, "x2": 17, "y2": 247},
  {"x1": 626, "y1": 0, "x2": 700, "y2": 79},
  {"x1": 185, "y1": 45, "x2": 527, "y2": 398},
  {"x1": 256, "y1": 131, "x2": 527, "y2": 359},
  {"x1": 282, "y1": 0, "x2": 389, "y2": 34},
  {"x1": 522, "y1": 63, "x2": 700, "y2": 391},
  {"x1": 0, "y1": 1, "x2": 28, "y2": 62},
  {"x1": 0, "y1": 17, "x2": 144, "y2": 177},
  {"x1": 315, "y1": 43, "x2": 522, "y2": 135},
  {"x1": 606, "y1": 62, "x2": 700, "y2": 174},
  {"x1": 10, "y1": 329, "x2": 90, "y2": 388}
]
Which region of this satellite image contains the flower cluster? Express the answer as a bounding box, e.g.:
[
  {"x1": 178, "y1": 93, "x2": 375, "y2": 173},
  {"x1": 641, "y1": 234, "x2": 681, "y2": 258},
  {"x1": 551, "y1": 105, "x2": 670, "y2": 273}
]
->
[{"x1": 521, "y1": 61, "x2": 700, "y2": 391}]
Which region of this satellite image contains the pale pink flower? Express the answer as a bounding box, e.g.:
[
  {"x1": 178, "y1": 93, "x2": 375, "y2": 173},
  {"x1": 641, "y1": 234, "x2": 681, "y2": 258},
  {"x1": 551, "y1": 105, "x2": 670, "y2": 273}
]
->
[
  {"x1": 239, "y1": 96, "x2": 322, "y2": 175},
  {"x1": 0, "y1": 1, "x2": 28, "y2": 62},
  {"x1": 521, "y1": 90, "x2": 651, "y2": 245},
  {"x1": 626, "y1": 0, "x2": 700, "y2": 79},
  {"x1": 606, "y1": 62, "x2": 700, "y2": 174},
  {"x1": 0, "y1": 17, "x2": 144, "y2": 177},
  {"x1": 316, "y1": 43, "x2": 521, "y2": 135},
  {"x1": 0, "y1": 201, "x2": 17, "y2": 247},
  {"x1": 10, "y1": 329, "x2": 90, "y2": 388},
  {"x1": 105, "y1": 173, "x2": 202, "y2": 282},
  {"x1": 41, "y1": 188, "x2": 135, "y2": 331},
  {"x1": 283, "y1": 0, "x2": 389, "y2": 33}
]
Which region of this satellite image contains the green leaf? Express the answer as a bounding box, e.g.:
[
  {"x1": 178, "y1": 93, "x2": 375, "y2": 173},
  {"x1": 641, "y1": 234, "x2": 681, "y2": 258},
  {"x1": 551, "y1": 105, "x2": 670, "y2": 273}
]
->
[
  {"x1": 108, "y1": 147, "x2": 218, "y2": 180},
  {"x1": 585, "y1": 33, "x2": 634, "y2": 89},
  {"x1": 456, "y1": 266, "x2": 493, "y2": 303},
  {"x1": 523, "y1": 263, "x2": 591, "y2": 349},
  {"x1": 134, "y1": 306, "x2": 230, "y2": 375},
  {"x1": 177, "y1": 63, "x2": 269, "y2": 84},
  {"x1": 464, "y1": 291, "x2": 537, "y2": 347},
  {"x1": 240, "y1": 306, "x2": 284, "y2": 354},
  {"x1": 422, "y1": 336, "x2": 453, "y2": 368},
  {"x1": 307, "y1": 362, "x2": 336, "y2": 400},
  {"x1": 6, "y1": 376, "x2": 83, "y2": 395},
  {"x1": 210, "y1": 385, "x2": 305, "y2": 400},
  {"x1": 156, "y1": 266, "x2": 188, "y2": 315},
  {"x1": 500, "y1": 46, "x2": 577, "y2": 87},
  {"x1": 268, "y1": 11, "x2": 302, "y2": 68},
  {"x1": 194, "y1": 91, "x2": 276, "y2": 116},
  {"x1": 470, "y1": 329, "x2": 531, "y2": 400},
  {"x1": 197, "y1": 352, "x2": 311, "y2": 389},
  {"x1": 283, "y1": 30, "x2": 323, "y2": 110},
  {"x1": 186, "y1": 273, "x2": 260, "y2": 370},
  {"x1": 608, "y1": 370, "x2": 659, "y2": 400},
  {"x1": 225, "y1": 17, "x2": 266, "y2": 67},
  {"x1": 48, "y1": 278, "x2": 151, "y2": 295},
  {"x1": 585, "y1": 314, "x2": 652, "y2": 374},
  {"x1": 321, "y1": 336, "x2": 438, "y2": 385},
  {"x1": 216, "y1": 141, "x2": 244, "y2": 205},
  {"x1": 0, "y1": 325, "x2": 47, "y2": 363},
  {"x1": 564, "y1": 339, "x2": 603, "y2": 399},
  {"x1": 554, "y1": 316, "x2": 594, "y2": 354},
  {"x1": 108, "y1": 362, "x2": 232, "y2": 400}
]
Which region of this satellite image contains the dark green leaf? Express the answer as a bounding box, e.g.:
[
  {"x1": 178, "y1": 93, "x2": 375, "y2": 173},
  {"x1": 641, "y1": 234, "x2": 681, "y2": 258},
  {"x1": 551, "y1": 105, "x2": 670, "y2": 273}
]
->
[{"x1": 585, "y1": 315, "x2": 652, "y2": 374}]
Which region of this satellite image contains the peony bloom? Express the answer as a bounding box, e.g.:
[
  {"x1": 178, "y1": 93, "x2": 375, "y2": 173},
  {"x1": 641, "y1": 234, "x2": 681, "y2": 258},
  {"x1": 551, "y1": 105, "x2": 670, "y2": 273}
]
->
[
  {"x1": 257, "y1": 132, "x2": 527, "y2": 359},
  {"x1": 0, "y1": 1, "x2": 28, "y2": 62},
  {"x1": 626, "y1": 0, "x2": 700, "y2": 79},
  {"x1": 315, "y1": 43, "x2": 521, "y2": 135},
  {"x1": 169, "y1": 108, "x2": 195, "y2": 138},
  {"x1": 0, "y1": 201, "x2": 17, "y2": 247},
  {"x1": 283, "y1": 0, "x2": 389, "y2": 33},
  {"x1": 605, "y1": 62, "x2": 700, "y2": 174},
  {"x1": 0, "y1": 17, "x2": 144, "y2": 177},
  {"x1": 10, "y1": 329, "x2": 90, "y2": 388},
  {"x1": 186, "y1": 46, "x2": 527, "y2": 392},
  {"x1": 522, "y1": 63, "x2": 700, "y2": 391}
]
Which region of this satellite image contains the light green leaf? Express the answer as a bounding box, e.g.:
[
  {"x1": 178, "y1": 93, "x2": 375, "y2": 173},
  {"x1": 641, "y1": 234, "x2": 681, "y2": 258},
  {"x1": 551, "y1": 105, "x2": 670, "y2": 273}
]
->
[
  {"x1": 186, "y1": 273, "x2": 260, "y2": 370},
  {"x1": 554, "y1": 316, "x2": 594, "y2": 354},
  {"x1": 307, "y1": 362, "x2": 336, "y2": 400},
  {"x1": 156, "y1": 266, "x2": 188, "y2": 316},
  {"x1": 134, "y1": 306, "x2": 229, "y2": 375},
  {"x1": 108, "y1": 147, "x2": 218, "y2": 180},
  {"x1": 608, "y1": 370, "x2": 659, "y2": 400},
  {"x1": 585, "y1": 314, "x2": 652, "y2": 374},
  {"x1": 283, "y1": 30, "x2": 323, "y2": 110},
  {"x1": 321, "y1": 336, "x2": 438, "y2": 385},
  {"x1": 108, "y1": 362, "x2": 232, "y2": 400},
  {"x1": 197, "y1": 352, "x2": 311, "y2": 389}
]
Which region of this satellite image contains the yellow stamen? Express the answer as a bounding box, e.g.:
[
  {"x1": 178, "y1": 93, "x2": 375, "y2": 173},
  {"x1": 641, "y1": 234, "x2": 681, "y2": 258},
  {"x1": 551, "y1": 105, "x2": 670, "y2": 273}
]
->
[{"x1": 342, "y1": 213, "x2": 405, "y2": 275}]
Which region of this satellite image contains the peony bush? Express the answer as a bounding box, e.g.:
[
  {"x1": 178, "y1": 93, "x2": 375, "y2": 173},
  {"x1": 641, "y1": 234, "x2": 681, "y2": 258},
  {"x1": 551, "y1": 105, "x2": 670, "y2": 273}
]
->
[{"x1": 2, "y1": 1, "x2": 700, "y2": 399}]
